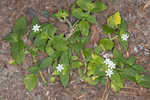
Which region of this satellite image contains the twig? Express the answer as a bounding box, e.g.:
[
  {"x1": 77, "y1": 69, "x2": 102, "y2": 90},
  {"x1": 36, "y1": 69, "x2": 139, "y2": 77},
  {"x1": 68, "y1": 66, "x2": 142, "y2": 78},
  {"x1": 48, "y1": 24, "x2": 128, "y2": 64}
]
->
[
  {"x1": 101, "y1": 77, "x2": 110, "y2": 100},
  {"x1": 122, "y1": 86, "x2": 138, "y2": 90},
  {"x1": 118, "y1": 90, "x2": 138, "y2": 96}
]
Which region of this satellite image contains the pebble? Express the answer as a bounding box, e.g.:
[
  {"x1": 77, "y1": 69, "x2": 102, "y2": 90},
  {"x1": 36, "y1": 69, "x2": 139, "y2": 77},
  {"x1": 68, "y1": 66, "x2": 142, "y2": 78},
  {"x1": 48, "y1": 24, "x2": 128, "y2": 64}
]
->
[
  {"x1": 144, "y1": 48, "x2": 149, "y2": 56},
  {"x1": 134, "y1": 46, "x2": 138, "y2": 53}
]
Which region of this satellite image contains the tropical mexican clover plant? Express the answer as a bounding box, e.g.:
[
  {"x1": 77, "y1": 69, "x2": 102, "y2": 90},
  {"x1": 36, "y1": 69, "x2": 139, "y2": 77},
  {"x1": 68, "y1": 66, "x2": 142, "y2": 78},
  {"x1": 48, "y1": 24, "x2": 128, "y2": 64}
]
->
[{"x1": 3, "y1": 0, "x2": 150, "y2": 92}]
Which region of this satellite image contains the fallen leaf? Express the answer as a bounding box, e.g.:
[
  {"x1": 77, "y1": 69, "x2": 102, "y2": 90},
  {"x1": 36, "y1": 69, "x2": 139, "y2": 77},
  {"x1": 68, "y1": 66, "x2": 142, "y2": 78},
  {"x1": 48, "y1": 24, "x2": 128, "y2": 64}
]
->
[
  {"x1": 90, "y1": 24, "x2": 100, "y2": 47},
  {"x1": 144, "y1": 0, "x2": 150, "y2": 9}
]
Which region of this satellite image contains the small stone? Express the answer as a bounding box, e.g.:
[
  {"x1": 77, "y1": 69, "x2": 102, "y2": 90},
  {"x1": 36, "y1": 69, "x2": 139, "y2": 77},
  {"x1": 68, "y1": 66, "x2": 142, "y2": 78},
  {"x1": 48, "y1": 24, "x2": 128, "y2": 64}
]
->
[
  {"x1": 144, "y1": 49, "x2": 149, "y2": 56},
  {"x1": 46, "y1": 91, "x2": 50, "y2": 96},
  {"x1": 134, "y1": 46, "x2": 138, "y2": 53},
  {"x1": 138, "y1": 45, "x2": 144, "y2": 50}
]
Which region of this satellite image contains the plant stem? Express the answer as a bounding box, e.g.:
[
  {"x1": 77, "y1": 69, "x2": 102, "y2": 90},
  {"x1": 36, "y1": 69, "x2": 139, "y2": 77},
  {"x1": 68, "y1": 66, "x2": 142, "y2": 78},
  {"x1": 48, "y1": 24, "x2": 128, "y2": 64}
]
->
[
  {"x1": 108, "y1": 34, "x2": 112, "y2": 40},
  {"x1": 39, "y1": 71, "x2": 48, "y2": 85},
  {"x1": 73, "y1": 20, "x2": 79, "y2": 28},
  {"x1": 81, "y1": 50, "x2": 87, "y2": 74},
  {"x1": 101, "y1": 77, "x2": 110, "y2": 100},
  {"x1": 111, "y1": 35, "x2": 118, "y2": 40},
  {"x1": 65, "y1": 19, "x2": 73, "y2": 30},
  {"x1": 64, "y1": 19, "x2": 74, "y2": 39},
  {"x1": 65, "y1": 19, "x2": 80, "y2": 39}
]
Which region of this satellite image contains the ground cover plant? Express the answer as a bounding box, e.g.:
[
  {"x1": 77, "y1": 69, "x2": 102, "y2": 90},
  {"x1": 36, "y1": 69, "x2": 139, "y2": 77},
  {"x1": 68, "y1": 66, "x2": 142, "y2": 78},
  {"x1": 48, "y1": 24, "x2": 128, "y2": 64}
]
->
[{"x1": 3, "y1": 0, "x2": 150, "y2": 96}]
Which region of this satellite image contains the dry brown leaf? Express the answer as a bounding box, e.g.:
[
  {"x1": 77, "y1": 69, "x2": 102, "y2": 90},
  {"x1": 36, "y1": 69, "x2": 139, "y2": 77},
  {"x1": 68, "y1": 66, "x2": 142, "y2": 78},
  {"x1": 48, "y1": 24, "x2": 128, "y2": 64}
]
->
[
  {"x1": 126, "y1": 50, "x2": 130, "y2": 58},
  {"x1": 144, "y1": 0, "x2": 150, "y2": 9},
  {"x1": 90, "y1": 24, "x2": 100, "y2": 47}
]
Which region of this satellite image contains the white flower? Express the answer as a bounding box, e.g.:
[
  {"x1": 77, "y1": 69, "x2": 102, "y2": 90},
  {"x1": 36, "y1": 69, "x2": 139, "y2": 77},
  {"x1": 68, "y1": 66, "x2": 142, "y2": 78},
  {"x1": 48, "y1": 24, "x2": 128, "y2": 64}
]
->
[
  {"x1": 104, "y1": 58, "x2": 111, "y2": 65},
  {"x1": 32, "y1": 24, "x2": 40, "y2": 32},
  {"x1": 105, "y1": 69, "x2": 113, "y2": 77},
  {"x1": 108, "y1": 62, "x2": 116, "y2": 69},
  {"x1": 104, "y1": 58, "x2": 116, "y2": 69},
  {"x1": 56, "y1": 64, "x2": 64, "y2": 72},
  {"x1": 121, "y1": 34, "x2": 129, "y2": 41}
]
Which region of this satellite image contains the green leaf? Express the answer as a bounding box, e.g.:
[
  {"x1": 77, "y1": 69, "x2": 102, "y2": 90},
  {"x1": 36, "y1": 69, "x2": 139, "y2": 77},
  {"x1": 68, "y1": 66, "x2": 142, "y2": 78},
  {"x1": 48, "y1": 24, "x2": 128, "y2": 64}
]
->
[
  {"x1": 11, "y1": 39, "x2": 25, "y2": 64},
  {"x1": 133, "y1": 64, "x2": 147, "y2": 73},
  {"x1": 34, "y1": 36, "x2": 47, "y2": 52},
  {"x1": 119, "y1": 37, "x2": 128, "y2": 51},
  {"x1": 31, "y1": 17, "x2": 40, "y2": 27},
  {"x1": 91, "y1": 54, "x2": 104, "y2": 65},
  {"x1": 60, "y1": 52, "x2": 69, "y2": 66},
  {"x1": 40, "y1": 52, "x2": 61, "y2": 70},
  {"x1": 54, "y1": 9, "x2": 69, "y2": 19},
  {"x1": 87, "y1": 55, "x2": 106, "y2": 77},
  {"x1": 127, "y1": 56, "x2": 135, "y2": 65},
  {"x1": 111, "y1": 72, "x2": 124, "y2": 92},
  {"x1": 46, "y1": 46, "x2": 54, "y2": 56},
  {"x1": 29, "y1": 17, "x2": 40, "y2": 38},
  {"x1": 103, "y1": 24, "x2": 115, "y2": 34},
  {"x1": 27, "y1": 47, "x2": 37, "y2": 56},
  {"x1": 136, "y1": 75, "x2": 150, "y2": 88},
  {"x1": 51, "y1": 36, "x2": 68, "y2": 51},
  {"x1": 39, "y1": 24, "x2": 56, "y2": 40},
  {"x1": 72, "y1": 61, "x2": 83, "y2": 68},
  {"x1": 83, "y1": 48, "x2": 92, "y2": 58},
  {"x1": 45, "y1": 40, "x2": 54, "y2": 56},
  {"x1": 113, "y1": 48, "x2": 123, "y2": 58},
  {"x1": 100, "y1": 38, "x2": 114, "y2": 51},
  {"x1": 77, "y1": 0, "x2": 94, "y2": 11},
  {"x1": 71, "y1": 8, "x2": 84, "y2": 19},
  {"x1": 87, "y1": 15, "x2": 97, "y2": 24},
  {"x1": 28, "y1": 64, "x2": 40, "y2": 74},
  {"x1": 40, "y1": 57, "x2": 53, "y2": 70},
  {"x1": 107, "y1": 12, "x2": 121, "y2": 28},
  {"x1": 113, "y1": 48, "x2": 126, "y2": 67},
  {"x1": 71, "y1": 56, "x2": 78, "y2": 61},
  {"x1": 118, "y1": 20, "x2": 128, "y2": 50},
  {"x1": 122, "y1": 67, "x2": 138, "y2": 82},
  {"x1": 78, "y1": 69, "x2": 83, "y2": 77},
  {"x1": 24, "y1": 74, "x2": 38, "y2": 92},
  {"x1": 119, "y1": 19, "x2": 128, "y2": 35},
  {"x1": 91, "y1": 1, "x2": 107, "y2": 13},
  {"x1": 93, "y1": 45, "x2": 101, "y2": 55},
  {"x1": 84, "y1": 77, "x2": 99, "y2": 85},
  {"x1": 79, "y1": 20, "x2": 90, "y2": 36},
  {"x1": 13, "y1": 16, "x2": 27, "y2": 38},
  {"x1": 41, "y1": 23, "x2": 56, "y2": 35},
  {"x1": 3, "y1": 33, "x2": 18, "y2": 43},
  {"x1": 59, "y1": 72, "x2": 69, "y2": 87},
  {"x1": 49, "y1": 76, "x2": 55, "y2": 83}
]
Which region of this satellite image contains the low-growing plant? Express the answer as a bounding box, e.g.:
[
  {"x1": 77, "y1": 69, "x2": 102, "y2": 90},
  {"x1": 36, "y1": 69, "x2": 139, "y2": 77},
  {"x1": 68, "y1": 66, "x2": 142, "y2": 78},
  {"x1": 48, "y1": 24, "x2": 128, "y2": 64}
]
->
[{"x1": 3, "y1": 0, "x2": 150, "y2": 93}]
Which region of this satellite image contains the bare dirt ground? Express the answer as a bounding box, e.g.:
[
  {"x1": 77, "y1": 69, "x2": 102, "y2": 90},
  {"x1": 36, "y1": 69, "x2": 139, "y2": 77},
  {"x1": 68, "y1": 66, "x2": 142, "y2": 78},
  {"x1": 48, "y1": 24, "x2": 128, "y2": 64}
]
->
[{"x1": 0, "y1": 0, "x2": 150, "y2": 100}]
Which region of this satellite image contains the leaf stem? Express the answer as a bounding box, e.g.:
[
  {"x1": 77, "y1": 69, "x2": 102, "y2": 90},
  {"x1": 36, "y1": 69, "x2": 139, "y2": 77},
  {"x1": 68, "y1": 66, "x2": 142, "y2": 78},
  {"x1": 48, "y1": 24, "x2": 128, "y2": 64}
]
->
[
  {"x1": 65, "y1": 19, "x2": 73, "y2": 30},
  {"x1": 111, "y1": 35, "x2": 118, "y2": 40},
  {"x1": 65, "y1": 19, "x2": 79, "y2": 39},
  {"x1": 39, "y1": 71, "x2": 48, "y2": 85},
  {"x1": 108, "y1": 34, "x2": 112, "y2": 39},
  {"x1": 81, "y1": 50, "x2": 87, "y2": 74}
]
